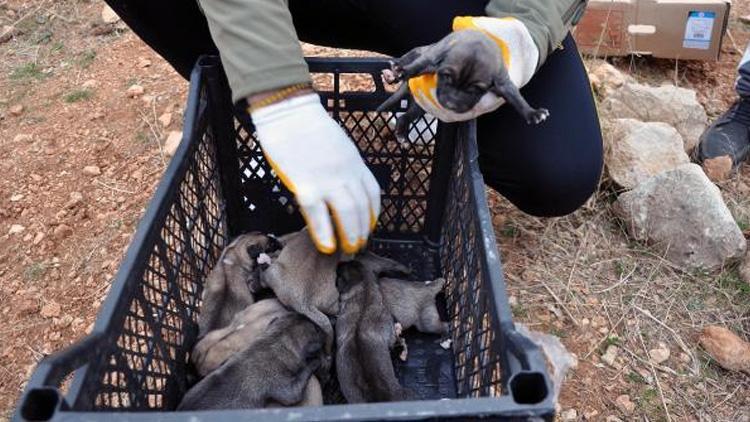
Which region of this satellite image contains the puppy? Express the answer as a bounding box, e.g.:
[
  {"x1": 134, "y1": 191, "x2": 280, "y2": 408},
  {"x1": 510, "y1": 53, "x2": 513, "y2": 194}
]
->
[
  {"x1": 178, "y1": 313, "x2": 325, "y2": 410},
  {"x1": 335, "y1": 260, "x2": 412, "y2": 403},
  {"x1": 191, "y1": 299, "x2": 290, "y2": 377},
  {"x1": 356, "y1": 251, "x2": 412, "y2": 277},
  {"x1": 260, "y1": 229, "x2": 339, "y2": 352},
  {"x1": 378, "y1": 29, "x2": 549, "y2": 139},
  {"x1": 197, "y1": 232, "x2": 282, "y2": 337},
  {"x1": 379, "y1": 277, "x2": 447, "y2": 334},
  {"x1": 266, "y1": 375, "x2": 323, "y2": 408}
]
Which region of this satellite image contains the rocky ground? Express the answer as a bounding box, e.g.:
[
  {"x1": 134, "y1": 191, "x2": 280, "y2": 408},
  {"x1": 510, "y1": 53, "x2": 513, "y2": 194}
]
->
[{"x1": 0, "y1": 1, "x2": 749, "y2": 420}]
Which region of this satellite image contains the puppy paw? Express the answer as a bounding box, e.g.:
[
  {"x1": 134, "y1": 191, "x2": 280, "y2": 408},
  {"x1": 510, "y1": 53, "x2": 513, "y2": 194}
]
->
[
  {"x1": 382, "y1": 68, "x2": 399, "y2": 84},
  {"x1": 526, "y1": 108, "x2": 550, "y2": 125}
]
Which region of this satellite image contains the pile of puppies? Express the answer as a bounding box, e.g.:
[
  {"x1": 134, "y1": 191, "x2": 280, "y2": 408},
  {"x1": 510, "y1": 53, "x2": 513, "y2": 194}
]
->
[{"x1": 178, "y1": 229, "x2": 447, "y2": 410}]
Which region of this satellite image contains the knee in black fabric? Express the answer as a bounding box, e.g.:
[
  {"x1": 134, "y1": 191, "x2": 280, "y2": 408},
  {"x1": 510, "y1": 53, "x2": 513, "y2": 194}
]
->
[{"x1": 481, "y1": 145, "x2": 603, "y2": 218}]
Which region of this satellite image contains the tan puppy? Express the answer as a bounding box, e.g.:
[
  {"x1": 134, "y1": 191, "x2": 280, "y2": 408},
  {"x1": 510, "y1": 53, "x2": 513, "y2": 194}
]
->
[
  {"x1": 197, "y1": 233, "x2": 281, "y2": 337},
  {"x1": 178, "y1": 313, "x2": 325, "y2": 410},
  {"x1": 266, "y1": 375, "x2": 323, "y2": 408},
  {"x1": 191, "y1": 299, "x2": 290, "y2": 377},
  {"x1": 379, "y1": 277, "x2": 447, "y2": 334}
]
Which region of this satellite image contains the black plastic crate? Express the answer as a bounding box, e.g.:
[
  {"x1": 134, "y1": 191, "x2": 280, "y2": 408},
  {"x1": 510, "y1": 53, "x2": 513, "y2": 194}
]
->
[{"x1": 16, "y1": 56, "x2": 554, "y2": 421}]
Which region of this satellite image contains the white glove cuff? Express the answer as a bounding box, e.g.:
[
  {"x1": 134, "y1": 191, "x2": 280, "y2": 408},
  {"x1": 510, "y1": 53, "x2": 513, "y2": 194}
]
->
[{"x1": 250, "y1": 93, "x2": 323, "y2": 126}]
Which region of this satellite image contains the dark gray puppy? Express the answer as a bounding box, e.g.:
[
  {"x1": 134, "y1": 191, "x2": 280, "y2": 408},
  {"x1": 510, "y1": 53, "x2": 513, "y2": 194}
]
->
[
  {"x1": 260, "y1": 229, "x2": 339, "y2": 352},
  {"x1": 379, "y1": 277, "x2": 447, "y2": 334},
  {"x1": 178, "y1": 313, "x2": 325, "y2": 410},
  {"x1": 378, "y1": 29, "x2": 549, "y2": 139},
  {"x1": 335, "y1": 260, "x2": 412, "y2": 403},
  {"x1": 191, "y1": 299, "x2": 290, "y2": 377},
  {"x1": 197, "y1": 233, "x2": 282, "y2": 337}
]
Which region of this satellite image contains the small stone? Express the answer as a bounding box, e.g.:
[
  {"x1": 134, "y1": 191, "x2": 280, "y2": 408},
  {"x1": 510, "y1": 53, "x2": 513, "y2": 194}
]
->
[
  {"x1": 82, "y1": 79, "x2": 97, "y2": 89},
  {"x1": 583, "y1": 409, "x2": 599, "y2": 420},
  {"x1": 561, "y1": 409, "x2": 578, "y2": 421},
  {"x1": 740, "y1": 14, "x2": 750, "y2": 25},
  {"x1": 138, "y1": 58, "x2": 152, "y2": 68},
  {"x1": 10, "y1": 193, "x2": 23, "y2": 202},
  {"x1": 101, "y1": 4, "x2": 120, "y2": 24},
  {"x1": 8, "y1": 224, "x2": 25, "y2": 235},
  {"x1": 699, "y1": 325, "x2": 750, "y2": 373},
  {"x1": 702, "y1": 155, "x2": 733, "y2": 182},
  {"x1": 158, "y1": 112, "x2": 173, "y2": 128},
  {"x1": 606, "y1": 417, "x2": 624, "y2": 422},
  {"x1": 127, "y1": 84, "x2": 145, "y2": 98},
  {"x1": 33, "y1": 232, "x2": 45, "y2": 245},
  {"x1": 440, "y1": 339, "x2": 452, "y2": 350},
  {"x1": 13, "y1": 134, "x2": 32, "y2": 143},
  {"x1": 164, "y1": 131, "x2": 183, "y2": 157},
  {"x1": 23, "y1": 233, "x2": 32, "y2": 242},
  {"x1": 508, "y1": 295, "x2": 518, "y2": 306},
  {"x1": 83, "y1": 165, "x2": 101, "y2": 176},
  {"x1": 89, "y1": 111, "x2": 105, "y2": 120},
  {"x1": 141, "y1": 95, "x2": 155, "y2": 104},
  {"x1": 65, "y1": 192, "x2": 84, "y2": 209},
  {"x1": 9, "y1": 104, "x2": 24, "y2": 116},
  {"x1": 615, "y1": 394, "x2": 635, "y2": 415},
  {"x1": 53, "y1": 224, "x2": 73, "y2": 240},
  {"x1": 40, "y1": 301, "x2": 61, "y2": 318},
  {"x1": 601, "y1": 345, "x2": 619, "y2": 367},
  {"x1": 131, "y1": 169, "x2": 144, "y2": 181},
  {"x1": 649, "y1": 345, "x2": 671, "y2": 364}
]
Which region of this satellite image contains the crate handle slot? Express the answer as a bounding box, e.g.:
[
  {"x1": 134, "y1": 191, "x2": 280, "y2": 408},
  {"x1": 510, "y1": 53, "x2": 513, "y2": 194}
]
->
[
  {"x1": 20, "y1": 387, "x2": 65, "y2": 421},
  {"x1": 508, "y1": 371, "x2": 549, "y2": 405}
]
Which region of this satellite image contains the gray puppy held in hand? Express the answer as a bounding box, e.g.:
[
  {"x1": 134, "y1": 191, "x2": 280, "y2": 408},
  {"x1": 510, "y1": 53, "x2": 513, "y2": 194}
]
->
[
  {"x1": 191, "y1": 299, "x2": 290, "y2": 377},
  {"x1": 378, "y1": 29, "x2": 549, "y2": 140},
  {"x1": 379, "y1": 277, "x2": 447, "y2": 334},
  {"x1": 178, "y1": 313, "x2": 325, "y2": 410},
  {"x1": 336, "y1": 260, "x2": 412, "y2": 403},
  {"x1": 197, "y1": 232, "x2": 282, "y2": 337}
]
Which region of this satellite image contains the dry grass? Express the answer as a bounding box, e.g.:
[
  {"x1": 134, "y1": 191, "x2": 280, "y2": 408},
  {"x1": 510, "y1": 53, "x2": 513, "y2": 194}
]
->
[{"x1": 491, "y1": 178, "x2": 750, "y2": 418}]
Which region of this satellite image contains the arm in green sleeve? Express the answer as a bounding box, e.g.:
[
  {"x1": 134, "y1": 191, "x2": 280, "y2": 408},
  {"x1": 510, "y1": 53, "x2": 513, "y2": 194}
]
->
[
  {"x1": 197, "y1": 0, "x2": 311, "y2": 103},
  {"x1": 485, "y1": 0, "x2": 587, "y2": 68}
]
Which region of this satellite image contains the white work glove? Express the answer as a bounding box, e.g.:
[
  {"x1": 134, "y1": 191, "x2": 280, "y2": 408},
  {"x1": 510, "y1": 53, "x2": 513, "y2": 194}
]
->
[
  {"x1": 408, "y1": 16, "x2": 540, "y2": 123},
  {"x1": 251, "y1": 93, "x2": 380, "y2": 254}
]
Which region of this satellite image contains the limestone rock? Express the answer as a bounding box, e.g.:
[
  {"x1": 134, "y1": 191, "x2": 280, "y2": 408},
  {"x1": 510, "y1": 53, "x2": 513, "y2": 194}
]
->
[
  {"x1": 601, "y1": 83, "x2": 708, "y2": 152},
  {"x1": 164, "y1": 131, "x2": 182, "y2": 157},
  {"x1": 40, "y1": 301, "x2": 61, "y2": 318},
  {"x1": 127, "y1": 84, "x2": 144, "y2": 98},
  {"x1": 699, "y1": 325, "x2": 750, "y2": 374},
  {"x1": 83, "y1": 165, "x2": 101, "y2": 176},
  {"x1": 605, "y1": 119, "x2": 689, "y2": 188},
  {"x1": 702, "y1": 155, "x2": 733, "y2": 182},
  {"x1": 8, "y1": 224, "x2": 25, "y2": 235},
  {"x1": 614, "y1": 164, "x2": 746, "y2": 270},
  {"x1": 614, "y1": 394, "x2": 635, "y2": 415},
  {"x1": 53, "y1": 224, "x2": 73, "y2": 240},
  {"x1": 648, "y1": 345, "x2": 670, "y2": 364},
  {"x1": 589, "y1": 61, "x2": 633, "y2": 94},
  {"x1": 101, "y1": 5, "x2": 120, "y2": 24},
  {"x1": 9, "y1": 104, "x2": 23, "y2": 116},
  {"x1": 601, "y1": 345, "x2": 619, "y2": 367}
]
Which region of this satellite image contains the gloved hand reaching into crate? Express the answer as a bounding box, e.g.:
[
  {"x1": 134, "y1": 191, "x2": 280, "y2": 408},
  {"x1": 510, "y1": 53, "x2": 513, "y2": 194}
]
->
[{"x1": 249, "y1": 89, "x2": 381, "y2": 255}]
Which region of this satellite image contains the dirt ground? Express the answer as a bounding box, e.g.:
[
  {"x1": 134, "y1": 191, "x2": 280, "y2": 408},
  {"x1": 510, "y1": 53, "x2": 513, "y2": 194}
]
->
[{"x1": 0, "y1": 0, "x2": 748, "y2": 420}]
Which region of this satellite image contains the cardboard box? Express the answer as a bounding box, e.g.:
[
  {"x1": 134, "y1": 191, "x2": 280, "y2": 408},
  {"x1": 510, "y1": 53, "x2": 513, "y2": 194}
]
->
[{"x1": 573, "y1": 0, "x2": 731, "y2": 60}]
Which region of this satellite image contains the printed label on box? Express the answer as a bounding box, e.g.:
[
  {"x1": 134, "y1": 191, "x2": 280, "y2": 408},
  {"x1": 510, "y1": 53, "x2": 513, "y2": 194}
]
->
[{"x1": 683, "y1": 11, "x2": 715, "y2": 50}]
